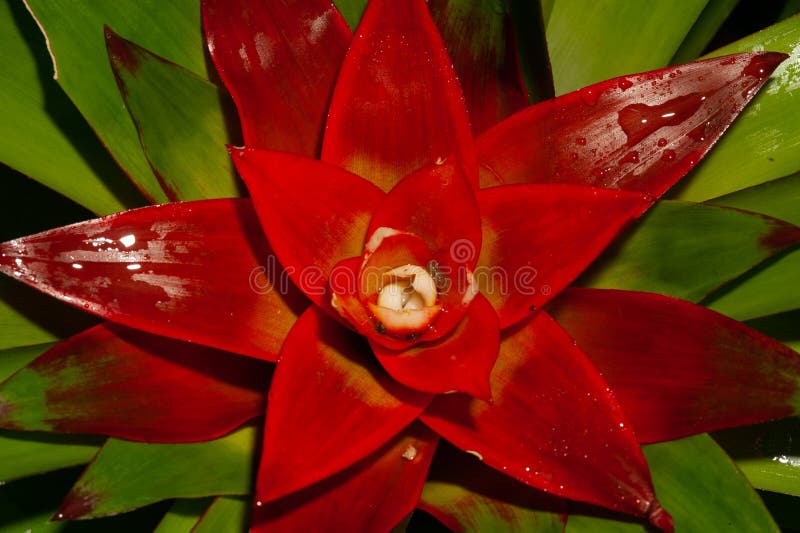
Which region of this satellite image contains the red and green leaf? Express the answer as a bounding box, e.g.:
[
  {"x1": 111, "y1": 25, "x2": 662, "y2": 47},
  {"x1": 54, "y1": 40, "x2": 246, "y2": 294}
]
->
[
  {"x1": 0, "y1": 324, "x2": 270, "y2": 442},
  {"x1": 549, "y1": 288, "x2": 800, "y2": 443},
  {"x1": 476, "y1": 52, "x2": 786, "y2": 198},
  {"x1": 429, "y1": 0, "x2": 528, "y2": 134}
]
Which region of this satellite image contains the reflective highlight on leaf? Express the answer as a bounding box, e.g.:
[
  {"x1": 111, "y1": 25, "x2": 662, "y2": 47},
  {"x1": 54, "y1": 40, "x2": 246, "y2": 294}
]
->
[
  {"x1": 477, "y1": 52, "x2": 786, "y2": 199},
  {"x1": 0, "y1": 199, "x2": 305, "y2": 362}
]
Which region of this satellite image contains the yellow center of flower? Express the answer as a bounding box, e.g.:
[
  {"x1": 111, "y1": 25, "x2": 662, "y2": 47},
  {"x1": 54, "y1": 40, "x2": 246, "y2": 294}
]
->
[
  {"x1": 370, "y1": 264, "x2": 442, "y2": 335},
  {"x1": 377, "y1": 265, "x2": 437, "y2": 311}
]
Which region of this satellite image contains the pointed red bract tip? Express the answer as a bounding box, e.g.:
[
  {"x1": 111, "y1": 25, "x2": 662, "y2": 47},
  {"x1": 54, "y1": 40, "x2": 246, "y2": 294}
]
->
[
  {"x1": 743, "y1": 51, "x2": 788, "y2": 78},
  {"x1": 648, "y1": 502, "x2": 675, "y2": 533}
]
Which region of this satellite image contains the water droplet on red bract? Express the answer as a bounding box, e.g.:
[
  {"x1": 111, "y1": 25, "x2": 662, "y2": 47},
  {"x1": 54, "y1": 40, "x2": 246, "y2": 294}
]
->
[{"x1": 618, "y1": 93, "x2": 705, "y2": 145}]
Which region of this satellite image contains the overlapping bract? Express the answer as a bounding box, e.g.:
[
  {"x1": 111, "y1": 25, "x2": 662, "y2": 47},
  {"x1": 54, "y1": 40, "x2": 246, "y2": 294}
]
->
[{"x1": 0, "y1": 0, "x2": 798, "y2": 531}]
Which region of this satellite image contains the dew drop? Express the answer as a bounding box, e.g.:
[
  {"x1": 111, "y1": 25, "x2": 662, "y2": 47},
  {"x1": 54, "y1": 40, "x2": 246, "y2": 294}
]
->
[
  {"x1": 255, "y1": 500, "x2": 264, "y2": 507},
  {"x1": 619, "y1": 151, "x2": 640, "y2": 165},
  {"x1": 661, "y1": 149, "x2": 676, "y2": 162},
  {"x1": 575, "y1": 137, "x2": 587, "y2": 146},
  {"x1": 687, "y1": 122, "x2": 708, "y2": 142},
  {"x1": 578, "y1": 87, "x2": 601, "y2": 106},
  {"x1": 618, "y1": 78, "x2": 633, "y2": 91},
  {"x1": 657, "y1": 137, "x2": 668, "y2": 147},
  {"x1": 742, "y1": 54, "x2": 779, "y2": 79},
  {"x1": 618, "y1": 93, "x2": 705, "y2": 145}
]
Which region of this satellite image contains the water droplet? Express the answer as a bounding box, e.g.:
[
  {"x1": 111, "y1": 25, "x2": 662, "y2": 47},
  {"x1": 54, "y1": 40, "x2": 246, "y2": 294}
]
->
[
  {"x1": 569, "y1": 152, "x2": 579, "y2": 161},
  {"x1": 657, "y1": 138, "x2": 668, "y2": 147},
  {"x1": 661, "y1": 149, "x2": 676, "y2": 162},
  {"x1": 126, "y1": 264, "x2": 142, "y2": 271},
  {"x1": 618, "y1": 93, "x2": 705, "y2": 145},
  {"x1": 619, "y1": 151, "x2": 640, "y2": 165},
  {"x1": 402, "y1": 444, "x2": 418, "y2": 461},
  {"x1": 575, "y1": 137, "x2": 587, "y2": 146},
  {"x1": 578, "y1": 87, "x2": 601, "y2": 106},
  {"x1": 255, "y1": 500, "x2": 264, "y2": 507},
  {"x1": 688, "y1": 122, "x2": 709, "y2": 142},
  {"x1": 742, "y1": 54, "x2": 777, "y2": 79},
  {"x1": 618, "y1": 78, "x2": 633, "y2": 91}
]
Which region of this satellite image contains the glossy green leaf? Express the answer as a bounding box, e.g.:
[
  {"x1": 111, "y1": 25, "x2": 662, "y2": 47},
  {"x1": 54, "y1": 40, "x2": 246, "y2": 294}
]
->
[
  {"x1": 510, "y1": 0, "x2": 555, "y2": 104},
  {"x1": 333, "y1": 0, "x2": 368, "y2": 30},
  {"x1": 0, "y1": 1, "x2": 143, "y2": 215},
  {"x1": 56, "y1": 425, "x2": 257, "y2": 519},
  {"x1": 566, "y1": 434, "x2": 779, "y2": 533},
  {"x1": 674, "y1": 15, "x2": 800, "y2": 200},
  {"x1": 193, "y1": 497, "x2": 249, "y2": 533},
  {"x1": 578, "y1": 200, "x2": 800, "y2": 302},
  {"x1": 671, "y1": 0, "x2": 740, "y2": 64},
  {"x1": 715, "y1": 418, "x2": 800, "y2": 497},
  {"x1": 545, "y1": 0, "x2": 708, "y2": 94},
  {"x1": 107, "y1": 32, "x2": 242, "y2": 201},
  {"x1": 703, "y1": 174, "x2": 800, "y2": 320},
  {"x1": 23, "y1": 0, "x2": 211, "y2": 204},
  {"x1": 154, "y1": 499, "x2": 214, "y2": 533}
]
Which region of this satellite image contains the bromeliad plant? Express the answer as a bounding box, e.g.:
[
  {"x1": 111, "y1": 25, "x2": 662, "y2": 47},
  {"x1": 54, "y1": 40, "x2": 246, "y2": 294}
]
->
[{"x1": 2, "y1": 0, "x2": 800, "y2": 531}]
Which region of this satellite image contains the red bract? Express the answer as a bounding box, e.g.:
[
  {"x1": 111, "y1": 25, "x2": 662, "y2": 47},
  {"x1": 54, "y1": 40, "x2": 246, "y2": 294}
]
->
[{"x1": 0, "y1": 0, "x2": 798, "y2": 531}]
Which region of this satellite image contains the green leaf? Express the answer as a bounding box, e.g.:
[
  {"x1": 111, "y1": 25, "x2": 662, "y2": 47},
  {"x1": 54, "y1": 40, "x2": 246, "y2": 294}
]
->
[
  {"x1": 710, "y1": 172, "x2": 800, "y2": 225},
  {"x1": 566, "y1": 434, "x2": 779, "y2": 533},
  {"x1": 545, "y1": 0, "x2": 708, "y2": 94},
  {"x1": 705, "y1": 250, "x2": 800, "y2": 320},
  {"x1": 746, "y1": 310, "x2": 800, "y2": 352},
  {"x1": 715, "y1": 418, "x2": 800, "y2": 497},
  {"x1": 107, "y1": 32, "x2": 242, "y2": 201},
  {"x1": 333, "y1": 0, "x2": 368, "y2": 30},
  {"x1": 193, "y1": 497, "x2": 249, "y2": 533},
  {"x1": 671, "y1": 0, "x2": 740, "y2": 64},
  {"x1": 24, "y1": 0, "x2": 211, "y2": 204},
  {"x1": 702, "y1": 174, "x2": 800, "y2": 320},
  {"x1": 154, "y1": 499, "x2": 214, "y2": 533},
  {"x1": 578, "y1": 200, "x2": 800, "y2": 302},
  {"x1": 0, "y1": 277, "x2": 96, "y2": 356},
  {"x1": 673, "y1": 15, "x2": 800, "y2": 200},
  {"x1": 0, "y1": 468, "x2": 168, "y2": 533},
  {"x1": 0, "y1": 430, "x2": 101, "y2": 485},
  {"x1": 0, "y1": 344, "x2": 102, "y2": 484},
  {"x1": 0, "y1": 1, "x2": 143, "y2": 215},
  {"x1": 57, "y1": 425, "x2": 257, "y2": 519}
]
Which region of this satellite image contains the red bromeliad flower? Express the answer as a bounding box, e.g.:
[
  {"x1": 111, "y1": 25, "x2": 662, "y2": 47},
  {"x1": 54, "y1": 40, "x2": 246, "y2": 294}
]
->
[{"x1": 1, "y1": 0, "x2": 800, "y2": 530}]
